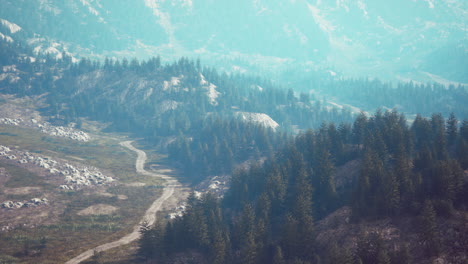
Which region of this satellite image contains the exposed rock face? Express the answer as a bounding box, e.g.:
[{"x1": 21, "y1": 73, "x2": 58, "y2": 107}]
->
[{"x1": 234, "y1": 111, "x2": 279, "y2": 130}]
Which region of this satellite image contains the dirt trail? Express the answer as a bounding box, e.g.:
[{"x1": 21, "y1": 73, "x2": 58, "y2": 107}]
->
[{"x1": 65, "y1": 141, "x2": 180, "y2": 264}]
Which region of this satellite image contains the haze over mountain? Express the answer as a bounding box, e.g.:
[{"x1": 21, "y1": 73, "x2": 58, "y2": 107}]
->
[
  {"x1": 0, "y1": 0, "x2": 466, "y2": 83},
  {"x1": 0, "y1": 1, "x2": 467, "y2": 264}
]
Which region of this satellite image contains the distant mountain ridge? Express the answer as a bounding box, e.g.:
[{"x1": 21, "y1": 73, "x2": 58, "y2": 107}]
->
[{"x1": 0, "y1": 0, "x2": 466, "y2": 83}]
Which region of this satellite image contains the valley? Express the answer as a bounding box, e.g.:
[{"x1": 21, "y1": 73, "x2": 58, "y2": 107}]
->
[
  {"x1": 0, "y1": 99, "x2": 185, "y2": 263},
  {"x1": 65, "y1": 141, "x2": 187, "y2": 264},
  {"x1": 0, "y1": 1, "x2": 466, "y2": 263}
]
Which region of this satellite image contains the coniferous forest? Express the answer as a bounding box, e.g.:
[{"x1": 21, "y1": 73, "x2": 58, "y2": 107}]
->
[
  {"x1": 137, "y1": 110, "x2": 468, "y2": 264},
  {"x1": 0, "y1": 8, "x2": 467, "y2": 263}
]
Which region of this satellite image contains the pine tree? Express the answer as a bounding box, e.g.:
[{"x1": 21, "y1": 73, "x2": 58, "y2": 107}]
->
[
  {"x1": 385, "y1": 172, "x2": 401, "y2": 215},
  {"x1": 211, "y1": 230, "x2": 227, "y2": 264},
  {"x1": 272, "y1": 246, "x2": 286, "y2": 264},
  {"x1": 352, "y1": 112, "x2": 368, "y2": 146},
  {"x1": 446, "y1": 112, "x2": 458, "y2": 146},
  {"x1": 391, "y1": 243, "x2": 412, "y2": 264},
  {"x1": 457, "y1": 138, "x2": 468, "y2": 169},
  {"x1": 137, "y1": 222, "x2": 165, "y2": 260},
  {"x1": 313, "y1": 144, "x2": 337, "y2": 217},
  {"x1": 240, "y1": 230, "x2": 258, "y2": 264},
  {"x1": 355, "y1": 232, "x2": 389, "y2": 264},
  {"x1": 419, "y1": 200, "x2": 440, "y2": 256}
]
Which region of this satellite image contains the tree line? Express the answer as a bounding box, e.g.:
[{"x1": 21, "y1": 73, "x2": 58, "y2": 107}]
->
[{"x1": 138, "y1": 110, "x2": 468, "y2": 264}]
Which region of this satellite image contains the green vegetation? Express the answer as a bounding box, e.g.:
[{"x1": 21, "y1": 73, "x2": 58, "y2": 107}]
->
[
  {"x1": 1, "y1": 161, "x2": 45, "y2": 188},
  {"x1": 138, "y1": 110, "x2": 468, "y2": 264},
  {"x1": 0, "y1": 125, "x2": 166, "y2": 263}
]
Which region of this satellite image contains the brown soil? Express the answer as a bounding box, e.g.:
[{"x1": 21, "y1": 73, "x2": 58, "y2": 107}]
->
[{"x1": 77, "y1": 204, "x2": 119, "y2": 216}]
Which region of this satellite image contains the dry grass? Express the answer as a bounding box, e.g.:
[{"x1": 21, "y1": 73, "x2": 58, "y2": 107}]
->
[{"x1": 0, "y1": 125, "x2": 167, "y2": 263}]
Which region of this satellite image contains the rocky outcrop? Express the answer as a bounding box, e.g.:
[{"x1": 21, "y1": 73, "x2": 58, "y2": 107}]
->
[
  {"x1": 0, "y1": 145, "x2": 115, "y2": 189},
  {"x1": 1, "y1": 198, "x2": 48, "y2": 209},
  {"x1": 0, "y1": 116, "x2": 90, "y2": 142}
]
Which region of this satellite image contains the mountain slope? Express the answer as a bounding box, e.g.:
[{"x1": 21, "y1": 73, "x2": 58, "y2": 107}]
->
[{"x1": 0, "y1": 0, "x2": 465, "y2": 83}]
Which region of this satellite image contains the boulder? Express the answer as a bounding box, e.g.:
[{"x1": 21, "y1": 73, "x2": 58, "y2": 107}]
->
[{"x1": 1, "y1": 201, "x2": 14, "y2": 208}]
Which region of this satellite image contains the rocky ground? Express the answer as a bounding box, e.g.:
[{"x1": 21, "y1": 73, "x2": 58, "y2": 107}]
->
[
  {"x1": 0, "y1": 95, "x2": 90, "y2": 141},
  {"x1": 0, "y1": 144, "x2": 115, "y2": 191},
  {"x1": 315, "y1": 206, "x2": 468, "y2": 264},
  {"x1": 166, "y1": 173, "x2": 230, "y2": 220}
]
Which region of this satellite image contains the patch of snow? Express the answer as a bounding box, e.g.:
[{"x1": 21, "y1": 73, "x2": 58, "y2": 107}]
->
[
  {"x1": 0, "y1": 32, "x2": 13, "y2": 43},
  {"x1": 0, "y1": 73, "x2": 20, "y2": 83},
  {"x1": 335, "y1": 0, "x2": 350, "y2": 12},
  {"x1": 144, "y1": 0, "x2": 177, "y2": 46},
  {"x1": 44, "y1": 47, "x2": 62, "y2": 59},
  {"x1": 357, "y1": 0, "x2": 369, "y2": 18},
  {"x1": 159, "y1": 100, "x2": 179, "y2": 113},
  {"x1": 163, "y1": 76, "x2": 182, "y2": 91},
  {"x1": 425, "y1": 0, "x2": 435, "y2": 8},
  {"x1": 327, "y1": 101, "x2": 364, "y2": 115},
  {"x1": 38, "y1": 0, "x2": 62, "y2": 15},
  {"x1": 235, "y1": 112, "x2": 279, "y2": 130},
  {"x1": 231, "y1": 65, "x2": 247, "y2": 74},
  {"x1": 199, "y1": 73, "x2": 208, "y2": 85},
  {"x1": 283, "y1": 24, "x2": 308, "y2": 45},
  {"x1": 200, "y1": 74, "x2": 220, "y2": 105},
  {"x1": 2, "y1": 65, "x2": 17, "y2": 73},
  {"x1": 79, "y1": 0, "x2": 99, "y2": 16},
  {"x1": 307, "y1": 4, "x2": 336, "y2": 33},
  {"x1": 144, "y1": 88, "x2": 153, "y2": 100},
  {"x1": 422, "y1": 71, "x2": 468, "y2": 87},
  {"x1": 206, "y1": 83, "x2": 220, "y2": 105},
  {"x1": 0, "y1": 19, "x2": 21, "y2": 34},
  {"x1": 171, "y1": 76, "x2": 181, "y2": 86},
  {"x1": 181, "y1": 0, "x2": 193, "y2": 8},
  {"x1": 377, "y1": 16, "x2": 402, "y2": 34},
  {"x1": 33, "y1": 46, "x2": 42, "y2": 55},
  {"x1": 253, "y1": 0, "x2": 270, "y2": 15},
  {"x1": 194, "y1": 47, "x2": 207, "y2": 53}
]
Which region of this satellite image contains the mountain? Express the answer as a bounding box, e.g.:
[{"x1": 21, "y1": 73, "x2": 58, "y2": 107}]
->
[
  {"x1": 0, "y1": 2, "x2": 467, "y2": 264},
  {"x1": 0, "y1": 0, "x2": 466, "y2": 83}
]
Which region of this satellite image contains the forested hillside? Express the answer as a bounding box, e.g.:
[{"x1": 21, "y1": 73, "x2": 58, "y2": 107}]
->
[
  {"x1": 1, "y1": 30, "x2": 467, "y2": 264},
  {"x1": 1, "y1": 2, "x2": 467, "y2": 264},
  {"x1": 138, "y1": 110, "x2": 468, "y2": 264}
]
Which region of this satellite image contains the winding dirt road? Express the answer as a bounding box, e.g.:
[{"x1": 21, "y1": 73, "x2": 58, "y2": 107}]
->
[{"x1": 65, "y1": 141, "x2": 179, "y2": 264}]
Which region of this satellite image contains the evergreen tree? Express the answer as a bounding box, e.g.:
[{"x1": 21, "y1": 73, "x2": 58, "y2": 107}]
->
[
  {"x1": 446, "y1": 112, "x2": 458, "y2": 146},
  {"x1": 418, "y1": 200, "x2": 440, "y2": 256}
]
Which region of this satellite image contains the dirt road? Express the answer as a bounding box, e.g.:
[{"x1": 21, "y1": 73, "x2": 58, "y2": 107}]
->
[{"x1": 65, "y1": 141, "x2": 180, "y2": 264}]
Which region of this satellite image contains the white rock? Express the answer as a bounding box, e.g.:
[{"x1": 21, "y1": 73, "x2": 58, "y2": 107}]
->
[
  {"x1": 31, "y1": 198, "x2": 42, "y2": 204},
  {"x1": 39, "y1": 161, "x2": 49, "y2": 169},
  {"x1": 0, "y1": 146, "x2": 11, "y2": 152},
  {"x1": 13, "y1": 202, "x2": 23, "y2": 208},
  {"x1": 1, "y1": 201, "x2": 14, "y2": 208}
]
